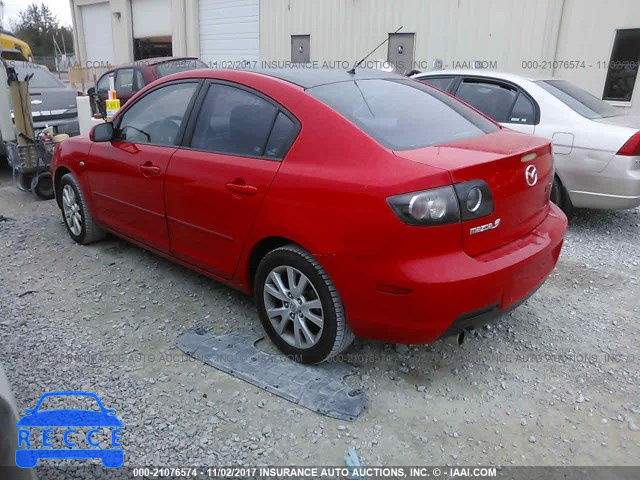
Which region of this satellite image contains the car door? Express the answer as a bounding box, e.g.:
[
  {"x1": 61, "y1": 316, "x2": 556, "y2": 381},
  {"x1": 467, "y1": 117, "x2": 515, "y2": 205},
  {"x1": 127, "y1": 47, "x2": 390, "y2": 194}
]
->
[
  {"x1": 86, "y1": 81, "x2": 200, "y2": 252},
  {"x1": 165, "y1": 81, "x2": 300, "y2": 278},
  {"x1": 453, "y1": 77, "x2": 537, "y2": 135},
  {"x1": 93, "y1": 71, "x2": 114, "y2": 115}
]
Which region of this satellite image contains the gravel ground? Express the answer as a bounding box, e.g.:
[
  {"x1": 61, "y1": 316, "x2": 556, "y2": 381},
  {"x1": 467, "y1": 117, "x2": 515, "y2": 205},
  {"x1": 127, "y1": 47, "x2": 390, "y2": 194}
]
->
[{"x1": 0, "y1": 165, "x2": 639, "y2": 474}]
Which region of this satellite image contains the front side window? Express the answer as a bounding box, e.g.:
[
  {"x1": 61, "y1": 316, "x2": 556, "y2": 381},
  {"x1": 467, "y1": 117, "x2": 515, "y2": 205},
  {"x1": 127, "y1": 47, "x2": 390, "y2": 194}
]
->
[
  {"x1": 537, "y1": 79, "x2": 620, "y2": 119},
  {"x1": 190, "y1": 84, "x2": 280, "y2": 157},
  {"x1": 309, "y1": 79, "x2": 498, "y2": 150},
  {"x1": 115, "y1": 68, "x2": 144, "y2": 94},
  {"x1": 97, "y1": 72, "x2": 114, "y2": 92},
  {"x1": 602, "y1": 28, "x2": 640, "y2": 102},
  {"x1": 116, "y1": 82, "x2": 198, "y2": 146},
  {"x1": 455, "y1": 80, "x2": 517, "y2": 123}
]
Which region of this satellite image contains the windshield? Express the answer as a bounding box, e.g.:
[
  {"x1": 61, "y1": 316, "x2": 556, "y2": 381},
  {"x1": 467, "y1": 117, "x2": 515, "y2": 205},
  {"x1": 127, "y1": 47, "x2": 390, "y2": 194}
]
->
[
  {"x1": 11, "y1": 62, "x2": 64, "y2": 88},
  {"x1": 308, "y1": 79, "x2": 498, "y2": 150},
  {"x1": 155, "y1": 59, "x2": 208, "y2": 78},
  {"x1": 536, "y1": 79, "x2": 621, "y2": 119}
]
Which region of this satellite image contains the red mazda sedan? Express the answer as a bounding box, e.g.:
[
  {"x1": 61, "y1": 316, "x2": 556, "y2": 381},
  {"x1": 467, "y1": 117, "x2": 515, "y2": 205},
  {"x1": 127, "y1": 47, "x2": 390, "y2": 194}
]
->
[{"x1": 52, "y1": 68, "x2": 567, "y2": 363}]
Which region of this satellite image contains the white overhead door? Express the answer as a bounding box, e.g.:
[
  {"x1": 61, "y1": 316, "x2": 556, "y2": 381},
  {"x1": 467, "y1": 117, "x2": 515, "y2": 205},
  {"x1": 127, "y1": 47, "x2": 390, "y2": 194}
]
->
[
  {"x1": 81, "y1": 2, "x2": 113, "y2": 64},
  {"x1": 132, "y1": 0, "x2": 171, "y2": 38},
  {"x1": 199, "y1": 0, "x2": 259, "y2": 65}
]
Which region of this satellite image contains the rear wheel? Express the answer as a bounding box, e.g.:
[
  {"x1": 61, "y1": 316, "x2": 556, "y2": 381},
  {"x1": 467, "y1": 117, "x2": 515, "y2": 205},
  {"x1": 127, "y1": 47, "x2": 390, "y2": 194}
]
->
[
  {"x1": 254, "y1": 245, "x2": 354, "y2": 364},
  {"x1": 60, "y1": 173, "x2": 106, "y2": 244},
  {"x1": 550, "y1": 175, "x2": 573, "y2": 217}
]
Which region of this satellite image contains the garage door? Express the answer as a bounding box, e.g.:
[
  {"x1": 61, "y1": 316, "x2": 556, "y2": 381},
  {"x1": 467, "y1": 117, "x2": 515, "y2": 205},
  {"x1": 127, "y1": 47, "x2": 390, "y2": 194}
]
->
[
  {"x1": 199, "y1": 0, "x2": 259, "y2": 66},
  {"x1": 81, "y1": 2, "x2": 113, "y2": 65},
  {"x1": 132, "y1": 0, "x2": 171, "y2": 38}
]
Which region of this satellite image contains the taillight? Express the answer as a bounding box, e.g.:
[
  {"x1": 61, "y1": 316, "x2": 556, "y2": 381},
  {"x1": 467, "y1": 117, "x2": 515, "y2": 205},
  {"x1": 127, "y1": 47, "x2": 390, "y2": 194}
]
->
[
  {"x1": 388, "y1": 186, "x2": 460, "y2": 226},
  {"x1": 617, "y1": 131, "x2": 640, "y2": 156},
  {"x1": 387, "y1": 180, "x2": 494, "y2": 226}
]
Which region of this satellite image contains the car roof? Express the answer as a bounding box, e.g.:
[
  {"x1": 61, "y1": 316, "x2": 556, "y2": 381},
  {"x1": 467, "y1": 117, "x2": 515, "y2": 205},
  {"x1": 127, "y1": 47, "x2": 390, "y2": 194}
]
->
[
  {"x1": 244, "y1": 67, "x2": 405, "y2": 88},
  {"x1": 414, "y1": 69, "x2": 557, "y2": 83},
  {"x1": 110, "y1": 56, "x2": 202, "y2": 70}
]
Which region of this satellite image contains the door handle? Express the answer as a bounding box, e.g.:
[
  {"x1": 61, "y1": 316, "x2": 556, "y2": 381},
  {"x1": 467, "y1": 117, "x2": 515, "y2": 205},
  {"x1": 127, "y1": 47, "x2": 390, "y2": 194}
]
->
[
  {"x1": 225, "y1": 182, "x2": 258, "y2": 196},
  {"x1": 139, "y1": 164, "x2": 161, "y2": 176}
]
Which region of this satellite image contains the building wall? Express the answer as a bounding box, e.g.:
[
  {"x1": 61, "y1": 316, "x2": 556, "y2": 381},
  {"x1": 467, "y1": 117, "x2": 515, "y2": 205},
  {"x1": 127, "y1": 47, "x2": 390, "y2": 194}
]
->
[
  {"x1": 70, "y1": 0, "x2": 201, "y2": 66},
  {"x1": 259, "y1": 0, "x2": 564, "y2": 70},
  {"x1": 259, "y1": 0, "x2": 640, "y2": 114}
]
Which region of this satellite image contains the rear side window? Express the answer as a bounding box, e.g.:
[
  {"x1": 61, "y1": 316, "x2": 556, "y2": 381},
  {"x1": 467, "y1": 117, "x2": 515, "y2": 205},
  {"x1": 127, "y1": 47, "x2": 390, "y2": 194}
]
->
[
  {"x1": 265, "y1": 112, "x2": 298, "y2": 158},
  {"x1": 308, "y1": 79, "x2": 498, "y2": 150},
  {"x1": 537, "y1": 79, "x2": 621, "y2": 119},
  {"x1": 509, "y1": 93, "x2": 535, "y2": 124},
  {"x1": 455, "y1": 80, "x2": 517, "y2": 123},
  {"x1": 190, "y1": 84, "x2": 279, "y2": 157},
  {"x1": 418, "y1": 76, "x2": 456, "y2": 91}
]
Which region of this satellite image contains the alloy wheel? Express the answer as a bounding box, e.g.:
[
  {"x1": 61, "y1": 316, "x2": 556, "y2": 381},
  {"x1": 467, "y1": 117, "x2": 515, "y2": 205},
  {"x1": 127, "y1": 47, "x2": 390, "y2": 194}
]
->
[
  {"x1": 62, "y1": 184, "x2": 82, "y2": 236},
  {"x1": 262, "y1": 265, "x2": 324, "y2": 349}
]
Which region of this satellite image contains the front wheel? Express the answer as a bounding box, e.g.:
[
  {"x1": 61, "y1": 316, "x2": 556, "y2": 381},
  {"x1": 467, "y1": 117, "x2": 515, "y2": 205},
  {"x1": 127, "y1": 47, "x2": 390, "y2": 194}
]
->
[{"x1": 254, "y1": 245, "x2": 354, "y2": 364}]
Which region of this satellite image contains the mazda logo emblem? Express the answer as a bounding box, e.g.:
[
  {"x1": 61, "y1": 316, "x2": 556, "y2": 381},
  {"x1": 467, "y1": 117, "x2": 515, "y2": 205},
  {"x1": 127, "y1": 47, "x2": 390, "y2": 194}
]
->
[{"x1": 525, "y1": 165, "x2": 538, "y2": 187}]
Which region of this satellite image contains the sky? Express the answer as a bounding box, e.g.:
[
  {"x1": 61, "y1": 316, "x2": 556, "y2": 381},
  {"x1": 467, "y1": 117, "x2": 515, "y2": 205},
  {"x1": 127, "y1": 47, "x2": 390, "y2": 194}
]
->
[{"x1": 2, "y1": 0, "x2": 73, "y2": 29}]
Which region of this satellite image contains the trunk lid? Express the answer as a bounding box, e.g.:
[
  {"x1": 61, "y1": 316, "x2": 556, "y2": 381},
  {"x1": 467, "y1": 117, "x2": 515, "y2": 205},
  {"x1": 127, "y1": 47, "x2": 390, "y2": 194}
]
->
[
  {"x1": 395, "y1": 130, "x2": 553, "y2": 256},
  {"x1": 593, "y1": 114, "x2": 640, "y2": 128},
  {"x1": 29, "y1": 88, "x2": 78, "y2": 122}
]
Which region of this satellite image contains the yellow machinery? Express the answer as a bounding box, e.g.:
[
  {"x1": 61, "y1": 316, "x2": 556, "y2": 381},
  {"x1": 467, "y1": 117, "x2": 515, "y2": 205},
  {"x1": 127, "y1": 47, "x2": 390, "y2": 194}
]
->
[{"x1": 0, "y1": 29, "x2": 33, "y2": 61}]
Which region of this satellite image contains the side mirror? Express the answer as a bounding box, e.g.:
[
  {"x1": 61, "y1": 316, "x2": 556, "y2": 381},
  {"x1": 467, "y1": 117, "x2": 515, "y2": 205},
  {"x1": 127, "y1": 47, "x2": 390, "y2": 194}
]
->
[{"x1": 90, "y1": 122, "x2": 114, "y2": 142}]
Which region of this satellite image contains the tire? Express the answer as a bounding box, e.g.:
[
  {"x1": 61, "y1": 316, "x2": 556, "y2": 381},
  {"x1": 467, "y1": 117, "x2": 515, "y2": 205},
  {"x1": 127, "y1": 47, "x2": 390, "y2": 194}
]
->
[
  {"x1": 15, "y1": 173, "x2": 33, "y2": 192},
  {"x1": 550, "y1": 175, "x2": 573, "y2": 217},
  {"x1": 59, "y1": 173, "x2": 106, "y2": 245},
  {"x1": 254, "y1": 244, "x2": 354, "y2": 364},
  {"x1": 31, "y1": 172, "x2": 54, "y2": 200}
]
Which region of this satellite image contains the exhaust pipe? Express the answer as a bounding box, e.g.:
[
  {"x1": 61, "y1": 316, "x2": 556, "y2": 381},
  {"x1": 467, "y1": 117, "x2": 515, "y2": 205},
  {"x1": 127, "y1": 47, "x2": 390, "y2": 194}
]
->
[{"x1": 457, "y1": 330, "x2": 465, "y2": 345}]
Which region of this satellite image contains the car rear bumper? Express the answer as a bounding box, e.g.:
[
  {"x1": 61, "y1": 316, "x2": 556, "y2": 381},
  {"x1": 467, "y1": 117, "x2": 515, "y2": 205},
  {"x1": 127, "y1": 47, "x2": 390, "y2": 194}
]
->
[
  {"x1": 319, "y1": 203, "x2": 567, "y2": 344},
  {"x1": 568, "y1": 155, "x2": 640, "y2": 210}
]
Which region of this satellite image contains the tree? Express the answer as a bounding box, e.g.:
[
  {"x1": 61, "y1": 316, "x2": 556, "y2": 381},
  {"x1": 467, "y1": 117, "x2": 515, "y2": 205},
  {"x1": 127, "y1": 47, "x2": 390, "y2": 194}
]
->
[{"x1": 13, "y1": 2, "x2": 73, "y2": 58}]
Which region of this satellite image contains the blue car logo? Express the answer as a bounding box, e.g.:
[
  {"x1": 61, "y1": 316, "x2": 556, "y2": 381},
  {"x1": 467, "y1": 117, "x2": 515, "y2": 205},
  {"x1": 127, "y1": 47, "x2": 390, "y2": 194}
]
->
[{"x1": 15, "y1": 391, "x2": 124, "y2": 468}]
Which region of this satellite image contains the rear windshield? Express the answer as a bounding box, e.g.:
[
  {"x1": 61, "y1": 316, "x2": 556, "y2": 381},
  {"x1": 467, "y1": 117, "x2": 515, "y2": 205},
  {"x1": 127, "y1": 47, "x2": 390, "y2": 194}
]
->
[
  {"x1": 536, "y1": 79, "x2": 621, "y2": 119},
  {"x1": 155, "y1": 59, "x2": 208, "y2": 78},
  {"x1": 308, "y1": 78, "x2": 499, "y2": 150},
  {"x1": 11, "y1": 63, "x2": 64, "y2": 88}
]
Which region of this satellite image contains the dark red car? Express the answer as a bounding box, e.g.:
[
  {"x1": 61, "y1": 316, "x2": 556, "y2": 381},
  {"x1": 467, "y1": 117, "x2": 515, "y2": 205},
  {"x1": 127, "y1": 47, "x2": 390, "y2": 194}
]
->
[
  {"x1": 52, "y1": 68, "x2": 567, "y2": 363},
  {"x1": 90, "y1": 56, "x2": 207, "y2": 112}
]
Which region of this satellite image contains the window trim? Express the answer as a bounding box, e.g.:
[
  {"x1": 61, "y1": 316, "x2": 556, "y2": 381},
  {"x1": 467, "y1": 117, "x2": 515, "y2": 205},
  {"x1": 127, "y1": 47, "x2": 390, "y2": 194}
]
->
[
  {"x1": 112, "y1": 79, "x2": 204, "y2": 148},
  {"x1": 451, "y1": 75, "x2": 541, "y2": 125},
  {"x1": 415, "y1": 75, "x2": 458, "y2": 93},
  {"x1": 179, "y1": 79, "x2": 302, "y2": 162}
]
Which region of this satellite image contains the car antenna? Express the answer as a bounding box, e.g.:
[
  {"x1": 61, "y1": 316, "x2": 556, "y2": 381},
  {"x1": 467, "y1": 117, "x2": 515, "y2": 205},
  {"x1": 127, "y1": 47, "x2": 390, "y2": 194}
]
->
[{"x1": 347, "y1": 26, "x2": 403, "y2": 75}]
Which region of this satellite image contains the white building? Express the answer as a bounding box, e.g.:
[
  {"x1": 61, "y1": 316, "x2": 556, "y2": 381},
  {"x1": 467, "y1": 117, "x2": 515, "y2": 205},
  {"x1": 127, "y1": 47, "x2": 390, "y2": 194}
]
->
[{"x1": 70, "y1": 0, "x2": 640, "y2": 113}]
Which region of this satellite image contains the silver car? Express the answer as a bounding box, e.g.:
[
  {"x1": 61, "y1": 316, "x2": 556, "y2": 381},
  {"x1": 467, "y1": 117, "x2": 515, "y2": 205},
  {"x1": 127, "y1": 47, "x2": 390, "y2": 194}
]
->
[
  {"x1": 0, "y1": 366, "x2": 36, "y2": 477},
  {"x1": 412, "y1": 70, "x2": 640, "y2": 214},
  {"x1": 10, "y1": 62, "x2": 80, "y2": 137}
]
